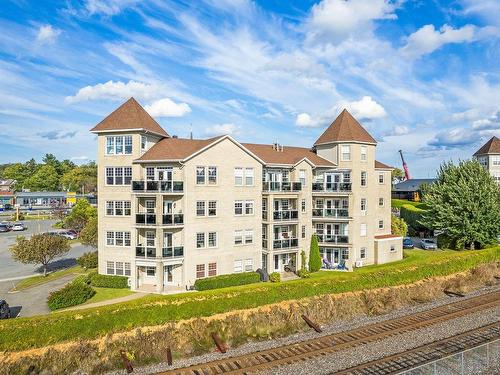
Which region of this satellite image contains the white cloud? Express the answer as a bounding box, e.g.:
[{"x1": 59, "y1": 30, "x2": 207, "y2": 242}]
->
[
  {"x1": 307, "y1": 0, "x2": 398, "y2": 43},
  {"x1": 295, "y1": 113, "x2": 315, "y2": 127},
  {"x1": 472, "y1": 112, "x2": 500, "y2": 131},
  {"x1": 65, "y1": 80, "x2": 163, "y2": 104},
  {"x1": 144, "y1": 98, "x2": 191, "y2": 117},
  {"x1": 36, "y1": 25, "x2": 61, "y2": 44},
  {"x1": 400, "y1": 24, "x2": 483, "y2": 59},
  {"x1": 84, "y1": 0, "x2": 140, "y2": 16},
  {"x1": 384, "y1": 125, "x2": 410, "y2": 137},
  {"x1": 205, "y1": 123, "x2": 240, "y2": 136},
  {"x1": 460, "y1": 0, "x2": 500, "y2": 26}
]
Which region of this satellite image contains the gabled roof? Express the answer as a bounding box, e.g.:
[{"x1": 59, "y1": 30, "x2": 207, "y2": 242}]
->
[
  {"x1": 375, "y1": 160, "x2": 393, "y2": 169},
  {"x1": 393, "y1": 178, "x2": 436, "y2": 192},
  {"x1": 474, "y1": 136, "x2": 500, "y2": 156},
  {"x1": 241, "y1": 143, "x2": 335, "y2": 167},
  {"x1": 90, "y1": 97, "x2": 169, "y2": 137},
  {"x1": 314, "y1": 109, "x2": 377, "y2": 146},
  {"x1": 136, "y1": 136, "x2": 224, "y2": 161}
]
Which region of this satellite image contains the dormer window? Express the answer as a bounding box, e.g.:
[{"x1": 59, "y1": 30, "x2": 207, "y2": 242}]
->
[{"x1": 106, "y1": 135, "x2": 132, "y2": 155}]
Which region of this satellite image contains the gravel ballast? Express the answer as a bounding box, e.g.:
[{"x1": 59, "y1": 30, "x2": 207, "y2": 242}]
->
[{"x1": 105, "y1": 284, "x2": 500, "y2": 375}]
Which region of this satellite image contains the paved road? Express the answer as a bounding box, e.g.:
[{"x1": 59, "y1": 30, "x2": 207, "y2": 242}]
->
[{"x1": 0, "y1": 219, "x2": 92, "y2": 280}]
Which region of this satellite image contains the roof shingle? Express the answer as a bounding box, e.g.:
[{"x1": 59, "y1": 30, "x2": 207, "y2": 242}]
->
[
  {"x1": 473, "y1": 136, "x2": 500, "y2": 156},
  {"x1": 242, "y1": 143, "x2": 335, "y2": 167},
  {"x1": 136, "y1": 136, "x2": 223, "y2": 161},
  {"x1": 314, "y1": 109, "x2": 377, "y2": 146},
  {"x1": 90, "y1": 97, "x2": 169, "y2": 137},
  {"x1": 375, "y1": 160, "x2": 393, "y2": 169}
]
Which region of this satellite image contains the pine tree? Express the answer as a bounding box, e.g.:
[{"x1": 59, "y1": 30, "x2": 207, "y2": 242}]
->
[
  {"x1": 420, "y1": 160, "x2": 500, "y2": 250},
  {"x1": 308, "y1": 234, "x2": 322, "y2": 272}
]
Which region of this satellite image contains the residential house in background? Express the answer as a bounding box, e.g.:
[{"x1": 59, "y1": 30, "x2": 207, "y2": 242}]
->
[
  {"x1": 0, "y1": 179, "x2": 15, "y2": 192},
  {"x1": 474, "y1": 136, "x2": 500, "y2": 184},
  {"x1": 392, "y1": 179, "x2": 436, "y2": 201},
  {"x1": 91, "y1": 98, "x2": 402, "y2": 294}
]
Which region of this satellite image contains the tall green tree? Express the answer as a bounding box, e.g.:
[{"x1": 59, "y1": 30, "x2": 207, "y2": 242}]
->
[
  {"x1": 64, "y1": 199, "x2": 97, "y2": 233},
  {"x1": 391, "y1": 168, "x2": 405, "y2": 184},
  {"x1": 308, "y1": 234, "x2": 322, "y2": 272},
  {"x1": 391, "y1": 214, "x2": 408, "y2": 237},
  {"x1": 61, "y1": 163, "x2": 97, "y2": 193},
  {"x1": 24, "y1": 164, "x2": 59, "y2": 191},
  {"x1": 2, "y1": 163, "x2": 27, "y2": 188},
  {"x1": 80, "y1": 216, "x2": 98, "y2": 249},
  {"x1": 11, "y1": 234, "x2": 70, "y2": 276},
  {"x1": 420, "y1": 160, "x2": 500, "y2": 250}
]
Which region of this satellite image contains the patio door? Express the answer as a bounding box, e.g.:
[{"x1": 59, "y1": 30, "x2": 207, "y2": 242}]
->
[
  {"x1": 163, "y1": 200, "x2": 173, "y2": 214},
  {"x1": 156, "y1": 167, "x2": 173, "y2": 181},
  {"x1": 164, "y1": 265, "x2": 174, "y2": 285}
]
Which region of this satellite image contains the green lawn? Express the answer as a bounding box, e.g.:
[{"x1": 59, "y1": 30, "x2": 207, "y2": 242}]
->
[
  {"x1": 13, "y1": 266, "x2": 88, "y2": 291},
  {"x1": 1, "y1": 247, "x2": 498, "y2": 352},
  {"x1": 391, "y1": 199, "x2": 428, "y2": 209},
  {"x1": 82, "y1": 287, "x2": 135, "y2": 305}
]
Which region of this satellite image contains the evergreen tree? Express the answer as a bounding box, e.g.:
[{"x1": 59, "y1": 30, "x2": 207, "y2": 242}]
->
[
  {"x1": 308, "y1": 234, "x2": 322, "y2": 272},
  {"x1": 420, "y1": 160, "x2": 500, "y2": 250},
  {"x1": 24, "y1": 164, "x2": 59, "y2": 191}
]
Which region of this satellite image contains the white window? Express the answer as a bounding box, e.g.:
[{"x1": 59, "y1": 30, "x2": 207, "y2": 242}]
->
[
  {"x1": 106, "y1": 201, "x2": 114, "y2": 215},
  {"x1": 208, "y1": 262, "x2": 217, "y2": 277},
  {"x1": 106, "y1": 137, "x2": 114, "y2": 155},
  {"x1": 360, "y1": 247, "x2": 366, "y2": 259},
  {"x1": 302, "y1": 225, "x2": 306, "y2": 239},
  {"x1": 115, "y1": 201, "x2": 124, "y2": 216},
  {"x1": 361, "y1": 171, "x2": 367, "y2": 186},
  {"x1": 301, "y1": 199, "x2": 306, "y2": 213},
  {"x1": 106, "y1": 167, "x2": 131, "y2": 185},
  {"x1": 146, "y1": 167, "x2": 155, "y2": 181},
  {"x1": 196, "y1": 167, "x2": 205, "y2": 184},
  {"x1": 379, "y1": 197, "x2": 384, "y2": 207},
  {"x1": 245, "y1": 201, "x2": 254, "y2": 215},
  {"x1": 141, "y1": 135, "x2": 147, "y2": 151},
  {"x1": 234, "y1": 260, "x2": 243, "y2": 273},
  {"x1": 361, "y1": 146, "x2": 367, "y2": 161},
  {"x1": 115, "y1": 231, "x2": 124, "y2": 246},
  {"x1": 234, "y1": 230, "x2": 243, "y2": 245},
  {"x1": 360, "y1": 224, "x2": 367, "y2": 237},
  {"x1": 115, "y1": 136, "x2": 123, "y2": 154},
  {"x1": 106, "y1": 231, "x2": 131, "y2": 247},
  {"x1": 379, "y1": 173, "x2": 385, "y2": 184},
  {"x1": 196, "y1": 201, "x2": 206, "y2": 216},
  {"x1": 196, "y1": 233, "x2": 205, "y2": 248},
  {"x1": 244, "y1": 230, "x2": 253, "y2": 244},
  {"x1": 245, "y1": 168, "x2": 254, "y2": 185},
  {"x1": 124, "y1": 136, "x2": 132, "y2": 154},
  {"x1": 145, "y1": 200, "x2": 155, "y2": 213},
  {"x1": 146, "y1": 231, "x2": 155, "y2": 247},
  {"x1": 196, "y1": 264, "x2": 206, "y2": 278},
  {"x1": 299, "y1": 169, "x2": 306, "y2": 186},
  {"x1": 492, "y1": 156, "x2": 500, "y2": 166},
  {"x1": 494, "y1": 172, "x2": 500, "y2": 183},
  {"x1": 124, "y1": 262, "x2": 131, "y2": 276},
  {"x1": 234, "y1": 167, "x2": 243, "y2": 185},
  {"x1": 208, "y1": 232, "x2": 217, "y2": 248},
  {"x1": 115, "y1": 262, "x2": 124, "y2": 276},
  {"x1": 341, "y1": 145, "x2": 351, "y2": 161},
  {"x1": 208, "y1": 201, "x2": 217, "y2": 216},
  {"x1": 106, "y1": 261, "x2": 114, "y2": 275},
  {"x1": 105, "y1": 136, "x2": 132, "y2": 155},
  {"x1": 208, "y1": 166, "x2": 217, "y2": 184},
  {"x1": 244, "y1": 259, "x2": 253, "y2": 272},
  {"x1": 379, "y1": 220, "x2": 384, "y2": 229},
  {"x1": 234, "y1": 201, "x2": 243, "y2": 215},
  {"x1": 361, "y1": 198, "x2": 367, "y2": 211},
  {"x1": 146, "y1": 267, "x2": 156, "y2": 276}
]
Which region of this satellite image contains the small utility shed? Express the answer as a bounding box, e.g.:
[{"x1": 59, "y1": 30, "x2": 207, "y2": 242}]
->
[{"x1": 392, "y1": 178, "x2": 436, "y2": 201}]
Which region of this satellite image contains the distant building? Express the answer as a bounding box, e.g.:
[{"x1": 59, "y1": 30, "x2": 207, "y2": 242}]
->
[
  {"x1": 15, "y1": 191, "x2": 67, "y2": 209},
  {"x1": 392, "y1": 179, "x2": 436, "y2": 201},
  {"x1": 473, "y1": 136, "x2": 500, "y2": 184},
  {"x1": 0, "y1": 191, "x2": 14, "y2": 210},
  {"x1": 0, "y1": 179, "x2": 16, "y2": 192}
]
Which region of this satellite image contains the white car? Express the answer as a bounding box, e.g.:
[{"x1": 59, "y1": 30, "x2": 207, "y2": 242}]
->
[
  {"x1": 420, "y1": 239, "x2": 437, "y2": 250},
  {"x1": 11, "y1": 222, "x2": 26, "y2": 231},
  {"x1": 58, "y1": 231, "x2": 77, "y2": 240}
]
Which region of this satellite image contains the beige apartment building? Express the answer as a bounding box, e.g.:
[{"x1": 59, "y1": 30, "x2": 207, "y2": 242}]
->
[
  {"x1": 91, "y1": 98, "x2": 402, "y2": 293},
  {"x1": 474, "y1": 136, "x2": 500, "y2": 184}
]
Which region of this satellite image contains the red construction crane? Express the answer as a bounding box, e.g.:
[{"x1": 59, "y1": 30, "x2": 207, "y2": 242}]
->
[{"x1": 399, "y1": 150, "x2": 411, "y2": 180}]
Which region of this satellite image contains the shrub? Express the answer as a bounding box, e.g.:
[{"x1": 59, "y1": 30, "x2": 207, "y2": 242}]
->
[
  {"x1": 391, "y1": 214, "x2": 408, "y2": 237},
  {"x1": 77, "y1": 251, "x2": 98, "y2": 269},
  {"x1": 309, "y1": 234, "x2": 322, "y2": 272},
  {"x1": 297, "y1": 268, "x2": 311, "y2": 278},
  {"x1": 89, "y1": 273, "x2": 128, "y2": 288},
  {"x1": 400, "y1": 204, "x2": 429, "y2": 233},
  {"x1": 47, "y1": 281, "x2": 95, "y2": 310},
  {"x1": 269, "y1": 272, "x2": 281, "y2": 283},
  {"x1": 194, "y1": 272, "x2": 260, "y2": 291}
]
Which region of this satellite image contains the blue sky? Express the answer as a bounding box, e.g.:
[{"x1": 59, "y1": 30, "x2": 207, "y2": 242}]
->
[{"x1": 0, "y1": 0, "x2": 499, "y2": 177}]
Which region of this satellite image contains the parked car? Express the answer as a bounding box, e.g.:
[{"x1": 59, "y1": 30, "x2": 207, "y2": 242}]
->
[
  {"x1": 11, "y1": 222, "x2": 26, "y2": 231},
  {"x1": 420, "y1": 238, "x2": 437, "y2": 250},
  {"x1": 58, "y1": 231, "x2": 77, "y2": 240},
  {"x1": 66, "y1": 229, "x2": 79, "y2": 238},
  {"x1": 403, "y1": 237, "x2": 414, "y2": 249},
  {"x1": 0, "y1": 224, "x2": 9, "y2": 233},
  {"x1": 0, "y1": 300, "x2": 11, "y2": 319}
]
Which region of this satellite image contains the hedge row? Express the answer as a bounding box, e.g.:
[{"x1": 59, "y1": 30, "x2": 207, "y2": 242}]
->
[
  {"x1": 47, "y1": 282, "x2": 95, "y2": 311},
  {"x1": 194, "y1": 272, "x2": 260, "y2": 291},
  {"x1": 89, "y1": 273, "x2": 129, "y2": 288},
  {"x1": 400, "y1": 204, "x2": 429, "y2": 233}
]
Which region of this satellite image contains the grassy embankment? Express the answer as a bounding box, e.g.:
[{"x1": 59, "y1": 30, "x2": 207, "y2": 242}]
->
[{"x1": 0, "y1": 247, "x2": 498, "y2": 352}]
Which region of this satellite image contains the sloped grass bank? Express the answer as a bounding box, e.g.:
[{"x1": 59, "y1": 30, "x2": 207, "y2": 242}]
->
[{"x1": 0, "y1": 249, "x2": 497, "y2": 354}]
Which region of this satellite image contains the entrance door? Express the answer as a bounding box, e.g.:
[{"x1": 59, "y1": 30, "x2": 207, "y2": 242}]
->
[
  {"x1": 164, "y1": 265, "x2": 174, "y2": 285},
  {"x1": 163, "y1": 200, "x2": 173, "y2": 214},
  {"x1": 164, "y1": 232, "x2": 173, "y2": 248}
]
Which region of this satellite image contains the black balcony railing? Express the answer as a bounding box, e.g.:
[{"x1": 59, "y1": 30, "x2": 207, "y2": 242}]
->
[
  {"x1": 135, "y1": 213, "x2": 157, "y2": 225},
  {"x1": 132, "y1": 180, "x2": 184, "y2": 193},
  {"x1": 273, "y1": 210, "x2": 299, "y2": 221},
  {"x1": 262, "y1": 181, "x2": 302, "y2": 192},
  {"x1": 316, "y1": 235, "x2": 349, "y2": 244},
  {"x1": 312, "y1": 208, "x2": 349, "y2": 218},
  {"x1": 135, "y1": 246, "x2": 156, "y2": 258},
  {"x1": 312, "y1": 182, "x2": 352, "y2": 192},
  {"x1": 162, "y1": 246, "x2": 184, "y2": 258},
  {"x1": 162, "y1": 214, "x2": 184, "y2": 225},
  {"x1": 273, "y1": 238, "x2": 299, "y2": 249}
]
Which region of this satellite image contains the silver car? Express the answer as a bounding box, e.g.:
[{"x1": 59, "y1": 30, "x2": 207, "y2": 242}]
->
[
  {"x1": 11, "y1": 222, "x2": 26, "y2": 231},
  {"x1": 420, "y1": 239, "x2": 437, "y2": 250}
]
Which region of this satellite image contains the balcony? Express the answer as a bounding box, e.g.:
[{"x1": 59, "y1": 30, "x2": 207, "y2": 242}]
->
[
  {"x1": 262, "y1": 181, "x2": 302, "y2": 193},
  {"x1": 312, "y1": 208, "x2": 349, "y2": 219},
  {"x1": 135, "y1": 213, "x2": 157, "y2": 225},
  {"x1": 136, "y1": 246, "x2": 156, "y2": 258},
  {"x1": 132, "y1": 180, "x2": 184, "y2": 193},
  {"x1": 162, "y1": 246, "x2": 184, "y2": 258},
  {"x1": 316, "y1": 234, "x2": 349, "y2": 244},
  {"x1": 273, "y1": 238, "x2": 299, "y2": 249},
  {"x1": 312, "y1": 182, "x2": 352, "y2": 193},
  {"x1": 162, "y1": 214, "x2": 184, "y2": 225},
  {"x1": 273, "y1": 210, "x2": 299, "y2": 221}
]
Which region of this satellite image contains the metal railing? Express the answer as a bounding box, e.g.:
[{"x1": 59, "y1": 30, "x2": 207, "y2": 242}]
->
[
  {"x1": 312, "y1": 182, "x2": 352, "y2": 192},
  {"x1": 132, "y1": 180, "x2": 184, "y2": 193},
  {"x1": 273, "y1": 210, "x2": 299, "y2": 221},
  {"x1": 162, "y1": 246, "x2": 184, "y2": 258},
  {"x1": 162, "y1": 214, "x2": 184, "y2": 225},
  {"x1": 135, "y1": 246, "x2": 156, "y2": 258},
  {"x1": 316, "y1": 234, "x2": 349, "y2": 244},
  {"x1": 273, "y1": 238, "x2": 299, "y2": 249},
  {"x1": 262, "y1": 181, "x2": 302, "y2": 192},
  {"x1": 312, "y1": 208, "x2": 349, "y2": 218},
  {"x1": 135, "y1": 213, "x2": 157, "y2": 225}
]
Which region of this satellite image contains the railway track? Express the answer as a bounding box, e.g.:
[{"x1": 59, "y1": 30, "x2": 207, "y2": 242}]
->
[
  {"x1": 333, "y1": 322, "x2": 499, "y2": 374},
  {"x1": 157, "y1": 291, "x2": 500, "y2": 375}
]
